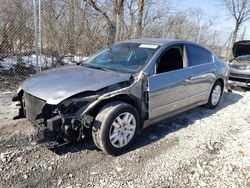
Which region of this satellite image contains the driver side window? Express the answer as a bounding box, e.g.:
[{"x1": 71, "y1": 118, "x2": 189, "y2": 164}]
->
[{"x1": 156, "y1": 45, "x2": 184, "y2": 74}]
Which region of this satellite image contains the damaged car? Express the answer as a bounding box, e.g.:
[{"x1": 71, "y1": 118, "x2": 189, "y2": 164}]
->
[
  {"x1": 228, "y1": 40, "x2": 250, "y2": 88},
  {"x1": 13, "y1": 39, "x2": 229, "y2": 155}
]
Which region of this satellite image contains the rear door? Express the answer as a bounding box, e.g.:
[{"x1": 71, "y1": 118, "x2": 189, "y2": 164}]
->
[{"x1": 185, "y1": 44, "x2": 216, "y2": 102}]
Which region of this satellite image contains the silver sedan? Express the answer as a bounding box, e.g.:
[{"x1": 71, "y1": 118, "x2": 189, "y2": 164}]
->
[{"x1": 13, "y1": 39, "x2": 230, "y2": 155}]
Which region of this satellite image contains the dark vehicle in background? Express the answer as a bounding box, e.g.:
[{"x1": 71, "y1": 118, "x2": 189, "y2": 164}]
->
[
  {"x1": 228, "y1": 40, "x2": 250, "y2": 88},
  {"x1": 13, "y1": 39, "x2": 229, "y2": 155}
]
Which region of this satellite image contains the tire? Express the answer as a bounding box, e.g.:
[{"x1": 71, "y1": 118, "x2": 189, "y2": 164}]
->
[
  {"x1": 92, "y1": 101, "x2": 139, "y2": 155},
  {"x1": 206, "y1": 81, "x2": 223, "y2": 109}
]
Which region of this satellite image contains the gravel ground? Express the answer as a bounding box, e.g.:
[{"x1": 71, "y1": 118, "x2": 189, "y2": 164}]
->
[{"x1": 0, "y1": 89, "x2": 250, "y2": 188}]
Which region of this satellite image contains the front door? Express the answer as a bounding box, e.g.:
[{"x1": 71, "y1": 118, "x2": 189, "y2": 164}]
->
[{"x1": 148, "y1": 44, "x2": 194, "y2": 120}]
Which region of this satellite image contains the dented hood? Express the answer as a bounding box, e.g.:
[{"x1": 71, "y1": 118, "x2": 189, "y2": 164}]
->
[
  {"x1": 233, "y1": 40, "x2": 250, "y2": 58},
  {"x1": 21, "y1": 65, "x2": 131, "y2": 104}
]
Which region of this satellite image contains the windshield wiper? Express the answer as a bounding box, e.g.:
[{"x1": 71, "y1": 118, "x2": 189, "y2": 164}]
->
[{"x1": 82, "y1": 64, "x2": 109, "y2": 71}]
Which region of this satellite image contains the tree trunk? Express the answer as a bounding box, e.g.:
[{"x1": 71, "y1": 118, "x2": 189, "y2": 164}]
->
[
  {"x1": 230, "y1": 23, "x2": 240, "y2": 59},
  {"x1": 118, "y1": 1, "x2": 124, "y2": 41},
  {"x1": 136, "y1": 0, "x2": 144, "y2": 38},
  {"x1": 127, "y1": 0, "x2": 136, "y2": 38},
  {"x1": 107, "y1": 24, "x2": 116, "y2": 45},
  {"x1": 112, "y1": 0, "x2": 124, "y2": 43}
]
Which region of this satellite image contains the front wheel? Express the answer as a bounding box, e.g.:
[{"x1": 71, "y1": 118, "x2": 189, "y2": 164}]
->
[
  {"x1": 206, "y1": 81, "x2": 223, "y2": 109},
  {"x1": 92, "y1": 101, "x2": 139, "y2": 155}
]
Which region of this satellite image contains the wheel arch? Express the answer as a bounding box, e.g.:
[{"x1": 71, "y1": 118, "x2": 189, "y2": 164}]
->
[
  {"x1": 88, "y1": 94, "x2": 143, "y2": 128},
  {"x1": 216, "y1": 78, "x2": 224, "y2": 90}
]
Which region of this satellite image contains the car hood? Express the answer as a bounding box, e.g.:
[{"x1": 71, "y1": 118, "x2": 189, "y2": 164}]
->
[
  {"x1": 232, "y1": 40, "x2": 250, "y2": 58},
  {"x1": 21, "y1": 65, "x2": 131, "y2": 104},
  {"x1": 230, "y1": 62, "x2": 250, "y2": 70}
]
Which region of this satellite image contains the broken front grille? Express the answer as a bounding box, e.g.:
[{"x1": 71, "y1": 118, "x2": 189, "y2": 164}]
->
[{"x1": 23, "y1": 92, "x2": 46, "y2": 123}]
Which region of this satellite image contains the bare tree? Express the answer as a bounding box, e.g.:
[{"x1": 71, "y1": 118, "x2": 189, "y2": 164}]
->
[
  {"x1": 125, "y1": 0, "x2": 137, "y2": 38},
  {"x1": 0, "y1": 0, "x2": 231, "y2": 63},
  {"x1": 220, "y1": 0, "x2": 250, "y2": 53},
  {"x1": 142, "y1": 0, "x2": 174, "y2": 36},
  {"x1": 188, "y1": 8, "x2": 215, "y2": 44},
  {"x1": 0, "y1": 0, "x2": 33, "y2": 59},
  {"x1": 83, "y1": 0, "x2": 124, "y2": 45}
]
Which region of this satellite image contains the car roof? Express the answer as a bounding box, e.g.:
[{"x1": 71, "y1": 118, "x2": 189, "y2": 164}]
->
[
  {"x1": 121, "y1": 38, "x2": 174, "y2": 45},
  {"x1": 121, "y1": 38, "x2": 202, "y2": 46},
  {"x1": 119, "y1": 38, "x2": 214, "y2": 54}
]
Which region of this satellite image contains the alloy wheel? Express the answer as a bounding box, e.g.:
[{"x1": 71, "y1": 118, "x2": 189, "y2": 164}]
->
[{"x1": 109, "y1": 112, "x2": 136, "y2": 148}]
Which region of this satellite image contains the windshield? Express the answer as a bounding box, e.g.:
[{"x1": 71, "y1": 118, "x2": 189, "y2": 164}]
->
[
  {"x1": 83, "y1": 43, "x2": 159, "y2": 73},
  {"x1": 236, "y1": 55, "x2": 250, "y2": 62}
]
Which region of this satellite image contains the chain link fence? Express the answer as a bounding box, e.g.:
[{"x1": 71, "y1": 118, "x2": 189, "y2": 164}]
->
[
  {"x1": 0, "y1": 0, "x2": 106, "y2": 91},
  {"x1": 0, "y1": 0, "x2": 248, "y2": 91}
]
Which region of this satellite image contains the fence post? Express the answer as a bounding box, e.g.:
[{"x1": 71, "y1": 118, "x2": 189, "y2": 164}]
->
[
  {"x1": 38, "y1": 0, "x2": 42, "y2": 72},
  {"x1": 241, "y1": 27, "x2": 246, "y2": 40},
  {"x1": 212, "y1": 30, "x2": 216, "y2": 47},
  {"x1": 32, "y1": 0, "x2": 42, "y2": 72},
  {"x1": 32, "y1": 0, "x2": 39, "y2": 70},
  {"x1": 226, "y1": 33, "x2": 233, "y2": 60},
  {"x1": 115, "y1": 14, "x2": 120, "y2": 43},
  {"x1": 197, "y1": 25, "x2": 202, "y2": 44}
]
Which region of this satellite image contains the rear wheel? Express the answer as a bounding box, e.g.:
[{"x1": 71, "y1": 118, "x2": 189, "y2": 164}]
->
[
  {"x1": 206, "y1": 81, "x2": 223, "y2": 108},
  {"x1": 92, "y1": 101, "x2": 139, "y2": 155}
]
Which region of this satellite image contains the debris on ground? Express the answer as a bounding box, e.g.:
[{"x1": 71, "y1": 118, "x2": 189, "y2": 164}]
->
[{"x1": 0, "y1": 90, "x2": 250, "y2": 187}]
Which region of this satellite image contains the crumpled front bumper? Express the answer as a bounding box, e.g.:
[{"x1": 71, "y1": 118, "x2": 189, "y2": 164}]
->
[
  {"x1": 12, "y1": 91, "x2": 93, "y2": 148},
  {"x1": 34, "y1": 115, "x2": 65, "y2": 148},
  {"x1": 12, "y1": 92, "x2": 64, "y2": 147}
]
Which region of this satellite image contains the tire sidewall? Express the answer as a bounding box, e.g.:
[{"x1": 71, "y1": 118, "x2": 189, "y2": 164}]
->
[
  {"x1": 208, "y1": 81, "x2": 222, "y2": 108},
  {"x1": 100, "y1": 103, "x2": 139, "y2": 155}
]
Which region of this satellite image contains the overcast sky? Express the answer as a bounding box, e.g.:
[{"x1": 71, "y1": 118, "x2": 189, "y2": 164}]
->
[{"x1": 176, "y1": 0, "x2": 250, "y2": 38}]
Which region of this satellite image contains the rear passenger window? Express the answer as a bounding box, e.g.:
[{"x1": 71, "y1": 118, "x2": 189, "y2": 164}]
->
[{"x1": 187, "y1": 45, "x2": 213, "y2": 66}]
